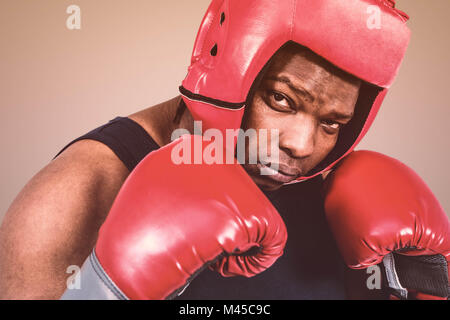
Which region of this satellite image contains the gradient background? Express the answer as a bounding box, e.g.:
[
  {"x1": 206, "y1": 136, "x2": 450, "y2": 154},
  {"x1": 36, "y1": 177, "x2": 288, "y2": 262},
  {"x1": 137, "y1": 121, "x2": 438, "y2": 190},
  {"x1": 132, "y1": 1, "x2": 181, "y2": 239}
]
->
[{"x1": 1, "y1": 0, "x2": 449, "y2": 222}]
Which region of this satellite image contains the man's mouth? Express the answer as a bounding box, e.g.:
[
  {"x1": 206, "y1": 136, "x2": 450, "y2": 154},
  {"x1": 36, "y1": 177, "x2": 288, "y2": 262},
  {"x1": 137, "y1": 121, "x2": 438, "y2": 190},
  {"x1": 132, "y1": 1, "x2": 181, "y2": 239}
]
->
[{"x1": 256, "y1": 163, "x2": 302, "y2": 184}]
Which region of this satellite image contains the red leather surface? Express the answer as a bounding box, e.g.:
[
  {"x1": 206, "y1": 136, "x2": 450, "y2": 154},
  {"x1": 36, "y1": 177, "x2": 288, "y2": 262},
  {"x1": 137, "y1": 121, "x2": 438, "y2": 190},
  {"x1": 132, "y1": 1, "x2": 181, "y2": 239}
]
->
[
  {"x1": 95, "y1": 135, "x2": 287, "y2": 299},
  {"x1": 180, "y1": 0, "x2": 411, "y2": 182},
  {"x1": 323, "y1": 151, "x2": 450, "y2": 270}
]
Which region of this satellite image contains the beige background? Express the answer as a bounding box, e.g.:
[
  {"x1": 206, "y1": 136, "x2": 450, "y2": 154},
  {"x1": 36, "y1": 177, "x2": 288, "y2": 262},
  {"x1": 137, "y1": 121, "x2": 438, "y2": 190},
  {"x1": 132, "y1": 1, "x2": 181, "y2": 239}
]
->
[{"x1": 0, "y1": 0, "x2": 449, "y2": 221}]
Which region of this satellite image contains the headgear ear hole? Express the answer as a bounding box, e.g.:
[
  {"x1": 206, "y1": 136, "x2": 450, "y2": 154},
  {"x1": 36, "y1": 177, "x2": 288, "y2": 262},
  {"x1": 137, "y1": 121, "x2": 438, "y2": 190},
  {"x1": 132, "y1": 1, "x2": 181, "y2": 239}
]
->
[
  {"x1": 210, "y1": 43, "x2": 218, "y2": 56},
  {"x1": 220, "y1": 12, "x2": 226, "y2": 25}
]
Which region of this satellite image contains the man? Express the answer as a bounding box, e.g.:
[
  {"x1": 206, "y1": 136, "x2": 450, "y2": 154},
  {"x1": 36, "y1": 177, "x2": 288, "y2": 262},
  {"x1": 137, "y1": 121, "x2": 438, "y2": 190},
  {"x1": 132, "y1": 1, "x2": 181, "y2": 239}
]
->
[{"x1": 1, "y1": 0, "x2": 448, "y2": 300}]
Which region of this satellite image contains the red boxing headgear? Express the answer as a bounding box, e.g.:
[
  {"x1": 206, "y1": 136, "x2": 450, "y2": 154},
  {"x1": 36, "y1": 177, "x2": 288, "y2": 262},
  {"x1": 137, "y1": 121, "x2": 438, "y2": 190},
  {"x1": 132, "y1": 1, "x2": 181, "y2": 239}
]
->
[{"x1": 179, "y1": 0, "x2": 410, "y2": 182}]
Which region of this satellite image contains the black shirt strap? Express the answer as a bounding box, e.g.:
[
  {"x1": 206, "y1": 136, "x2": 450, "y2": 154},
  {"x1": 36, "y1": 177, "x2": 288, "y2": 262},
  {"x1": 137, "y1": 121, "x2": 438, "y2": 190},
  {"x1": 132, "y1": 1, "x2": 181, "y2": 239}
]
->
[{"x1": 54, "y1": 117, "x2": 160, "y2": 172}]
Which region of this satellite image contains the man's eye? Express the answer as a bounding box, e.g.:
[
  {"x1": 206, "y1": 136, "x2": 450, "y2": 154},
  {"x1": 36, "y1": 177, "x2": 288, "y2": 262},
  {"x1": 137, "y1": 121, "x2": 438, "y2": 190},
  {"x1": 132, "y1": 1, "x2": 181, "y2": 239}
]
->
[
  {"x1": 269, "y1": 92, "x2": 290, "y2": 109},
  {"x1": 321, "y1": 120, "x2": 342, "y2": 133}
]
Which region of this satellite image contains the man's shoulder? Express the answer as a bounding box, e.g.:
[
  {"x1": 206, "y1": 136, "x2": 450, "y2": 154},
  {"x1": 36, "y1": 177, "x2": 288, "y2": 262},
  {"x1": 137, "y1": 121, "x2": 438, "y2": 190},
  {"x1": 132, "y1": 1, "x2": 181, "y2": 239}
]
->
[{"x1": 55, "y1": 138, "x2": 129, "y2": 179}]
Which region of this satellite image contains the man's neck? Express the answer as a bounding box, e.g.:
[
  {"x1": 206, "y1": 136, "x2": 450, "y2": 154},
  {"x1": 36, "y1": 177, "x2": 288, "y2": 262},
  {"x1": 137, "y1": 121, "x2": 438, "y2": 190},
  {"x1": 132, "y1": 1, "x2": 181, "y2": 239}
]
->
[{"x1": 128, "y1": 95, "x2": 195, "y2": 148}]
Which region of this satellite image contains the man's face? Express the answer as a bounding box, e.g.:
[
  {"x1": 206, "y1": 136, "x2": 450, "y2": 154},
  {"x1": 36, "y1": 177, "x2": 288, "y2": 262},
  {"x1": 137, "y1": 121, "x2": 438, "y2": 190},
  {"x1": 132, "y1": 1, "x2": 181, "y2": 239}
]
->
[{"x1": 240, "y1": 44, "x2": 361, "y2": 191}]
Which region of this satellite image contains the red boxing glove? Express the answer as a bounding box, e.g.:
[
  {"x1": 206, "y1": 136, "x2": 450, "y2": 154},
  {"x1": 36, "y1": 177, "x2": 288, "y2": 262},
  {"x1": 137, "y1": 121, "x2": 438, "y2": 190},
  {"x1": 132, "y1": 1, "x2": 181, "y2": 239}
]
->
[
  {"x1": 323, "y1": 151, "x2": 450, "y2": 300},
  {"x1": 61, "y1": 135, "x2": 287, "y2": 300}
]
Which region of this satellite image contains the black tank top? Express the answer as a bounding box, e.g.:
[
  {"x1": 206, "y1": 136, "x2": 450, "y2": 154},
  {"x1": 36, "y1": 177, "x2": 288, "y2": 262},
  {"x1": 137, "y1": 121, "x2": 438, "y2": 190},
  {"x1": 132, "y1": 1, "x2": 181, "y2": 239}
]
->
[
  {"x1": 54, "y1": 117, "x2": 159, "y2": 171},
  {"x1": 55, "y1": 116, "x2": 376, "y2": 299}
]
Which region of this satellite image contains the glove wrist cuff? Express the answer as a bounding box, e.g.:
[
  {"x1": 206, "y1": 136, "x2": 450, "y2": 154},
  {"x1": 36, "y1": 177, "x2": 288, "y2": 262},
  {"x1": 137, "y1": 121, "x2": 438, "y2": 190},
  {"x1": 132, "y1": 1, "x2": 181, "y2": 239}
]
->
[{"x1": 60, "y1": 250, "x2": 128, "y2": 300}]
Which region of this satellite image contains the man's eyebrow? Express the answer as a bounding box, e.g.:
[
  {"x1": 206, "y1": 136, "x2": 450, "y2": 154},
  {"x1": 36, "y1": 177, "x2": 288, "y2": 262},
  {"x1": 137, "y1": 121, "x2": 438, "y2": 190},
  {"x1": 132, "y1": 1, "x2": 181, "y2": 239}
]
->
[
  {"x1": 325, "y1": 110, "x2": 354, "y2": 120},
  {"x1": 266, "y1": 75, "x2": 315, "y2": 102}
]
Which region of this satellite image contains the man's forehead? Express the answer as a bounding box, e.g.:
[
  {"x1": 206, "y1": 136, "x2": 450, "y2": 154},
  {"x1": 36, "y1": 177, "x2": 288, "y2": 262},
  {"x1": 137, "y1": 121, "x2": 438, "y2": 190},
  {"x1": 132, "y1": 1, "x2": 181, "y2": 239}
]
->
[
  {"x1": 266, "y1": 44, "x2": 361, "y2": 89},
  {"x1": 264, "y1": 49, "x2": 361, "y2": 109}
]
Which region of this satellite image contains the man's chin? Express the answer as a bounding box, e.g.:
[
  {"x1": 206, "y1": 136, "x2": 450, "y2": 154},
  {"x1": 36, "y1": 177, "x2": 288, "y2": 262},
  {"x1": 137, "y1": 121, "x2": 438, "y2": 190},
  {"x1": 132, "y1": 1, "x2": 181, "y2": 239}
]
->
[
  {"x1": 250, "y1": 175, "x2": 284, "y2": 192},
  {"x1": 242, "y1": 164, "x2": 285, "y2": 191},
  {"x1": 259, "y1": 183, "x2": 284, "y2": 192}
]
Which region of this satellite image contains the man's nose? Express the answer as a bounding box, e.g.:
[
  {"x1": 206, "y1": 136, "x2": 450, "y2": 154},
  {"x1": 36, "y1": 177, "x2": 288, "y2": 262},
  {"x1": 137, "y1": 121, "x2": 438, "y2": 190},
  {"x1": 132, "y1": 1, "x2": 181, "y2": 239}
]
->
[{"x1": 279, "y1": 115, "x2": 315, "y2": 159}]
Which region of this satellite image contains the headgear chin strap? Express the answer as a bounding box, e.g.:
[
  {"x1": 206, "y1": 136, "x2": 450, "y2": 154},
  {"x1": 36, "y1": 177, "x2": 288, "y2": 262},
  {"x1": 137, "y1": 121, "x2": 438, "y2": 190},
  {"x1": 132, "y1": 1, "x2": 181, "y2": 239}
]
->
[{"x1": 179, "y1": 0, "x2": 410, "y2": 182}]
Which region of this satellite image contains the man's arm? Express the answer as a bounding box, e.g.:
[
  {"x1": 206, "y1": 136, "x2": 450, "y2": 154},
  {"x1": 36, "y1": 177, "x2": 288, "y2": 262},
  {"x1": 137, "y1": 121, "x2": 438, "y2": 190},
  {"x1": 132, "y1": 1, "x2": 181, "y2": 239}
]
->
[{"x1": 0, "y1": 139, "x2": 129, "y2": 299}]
